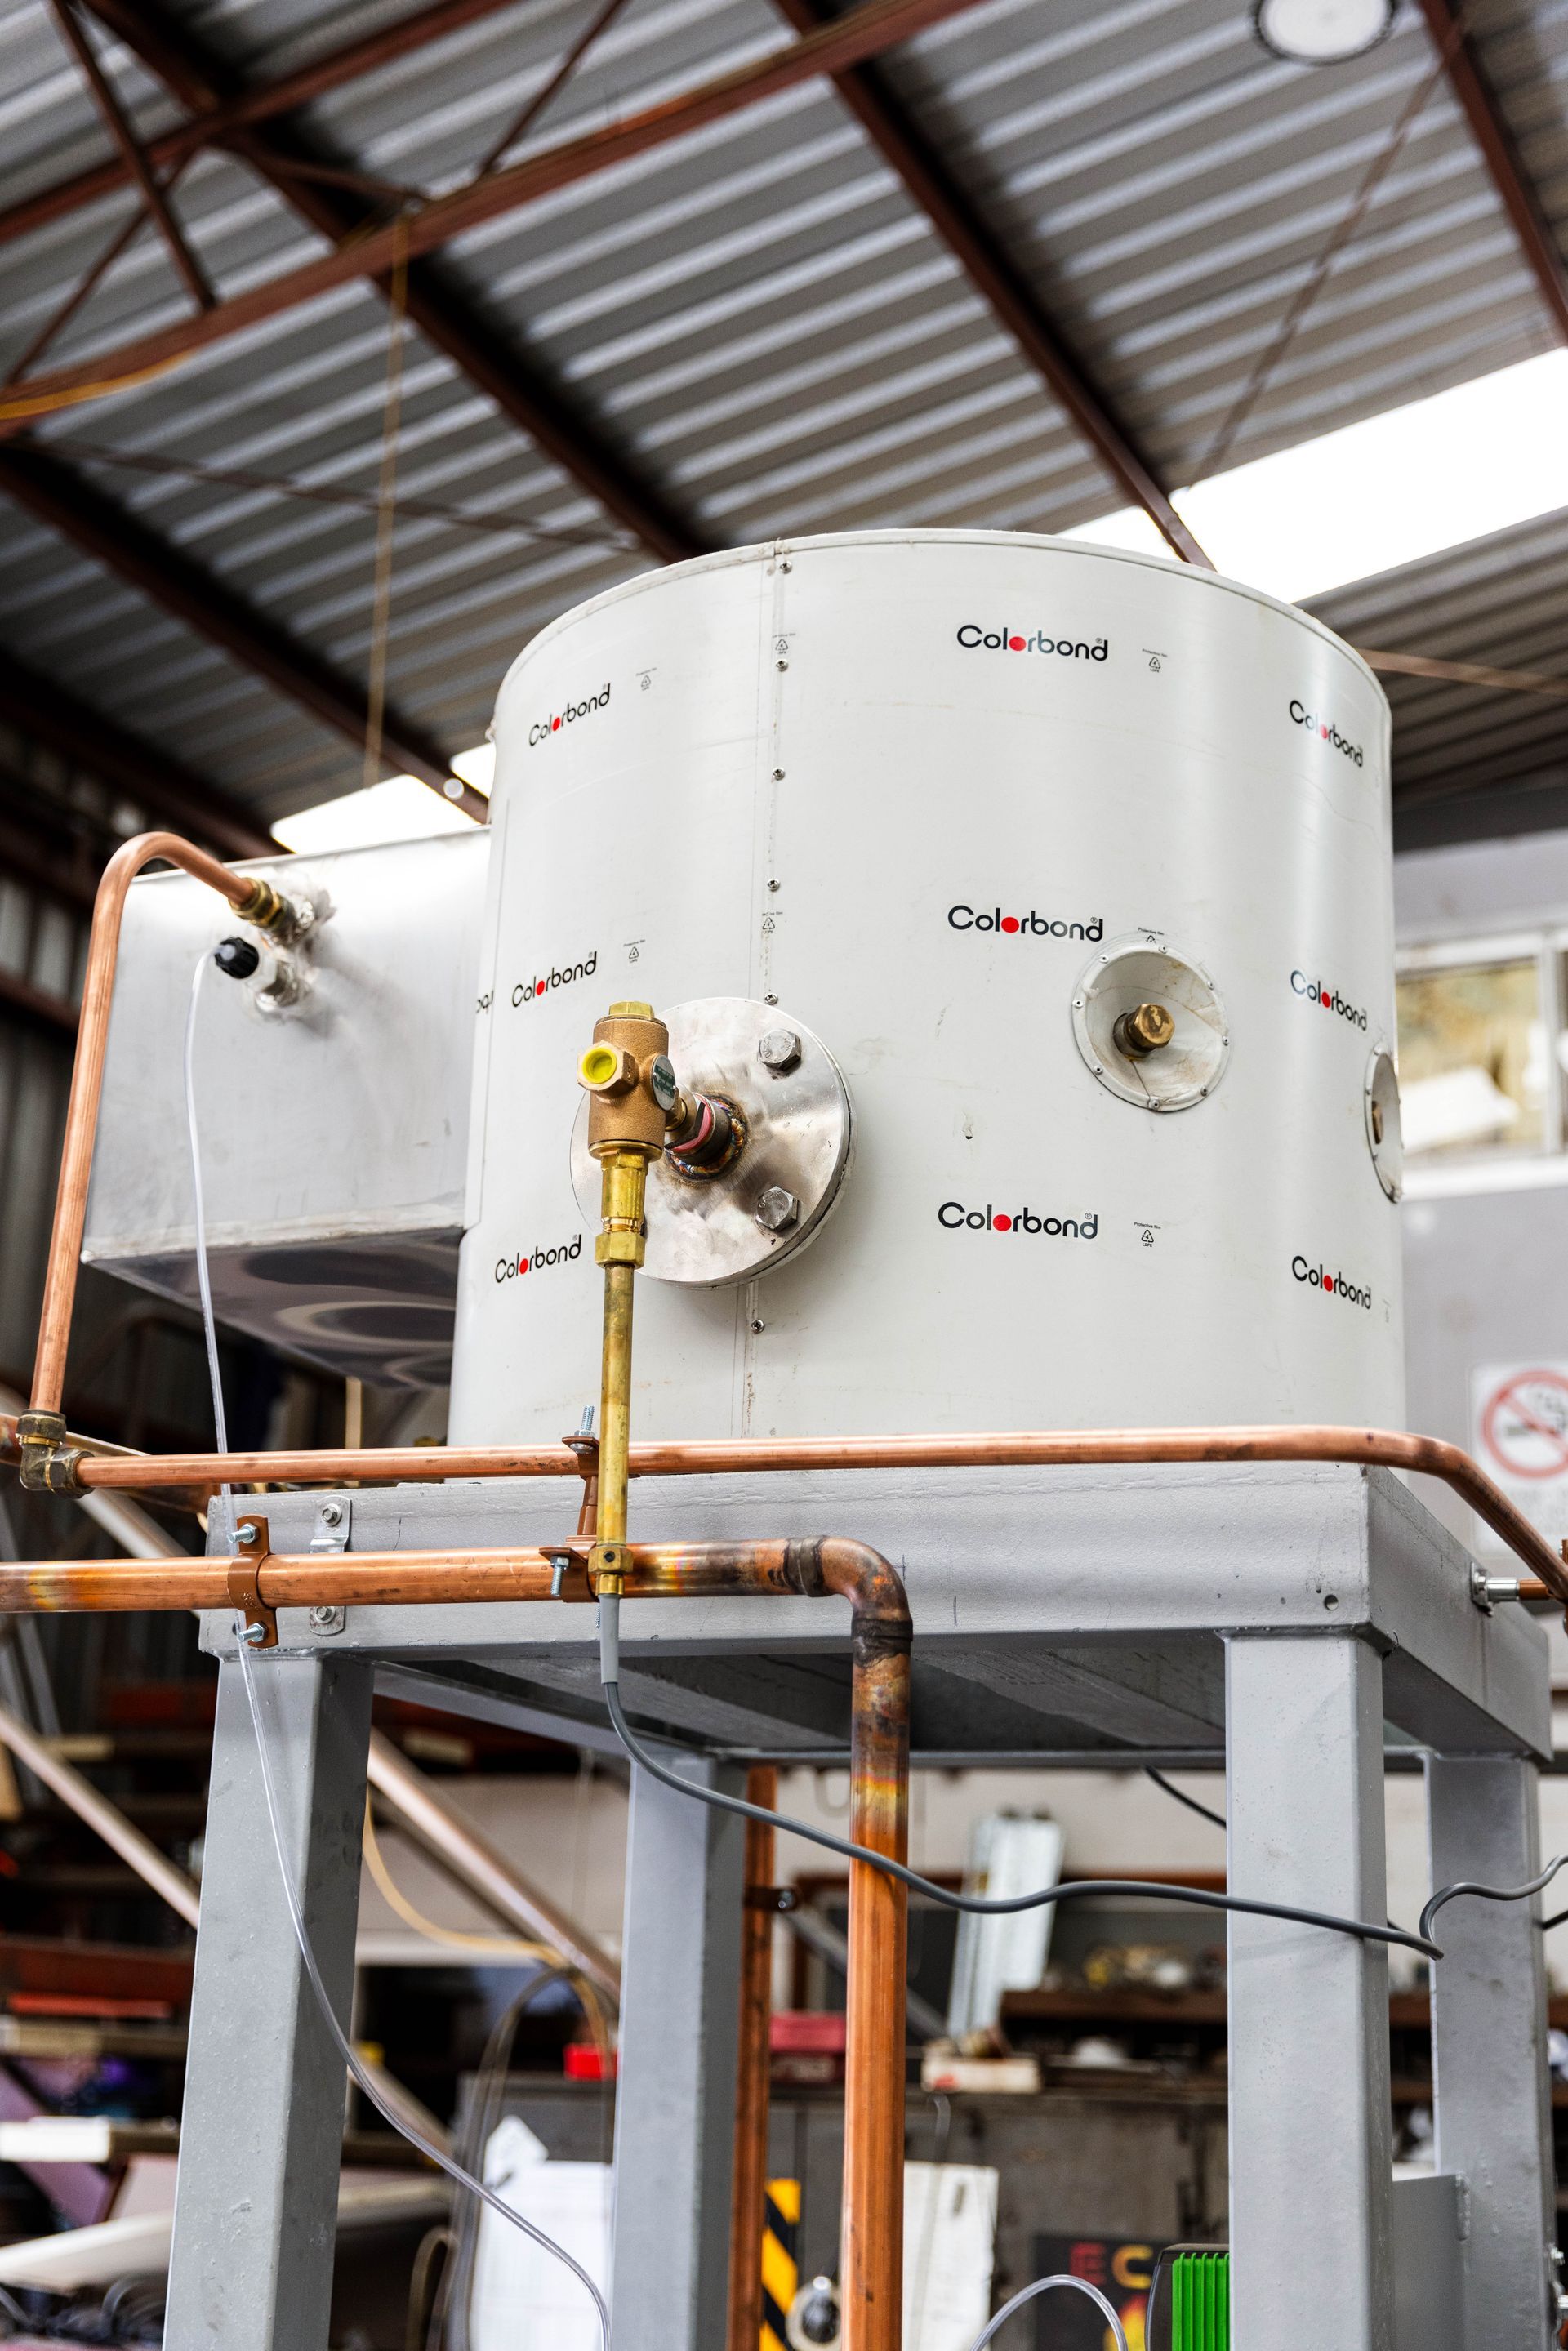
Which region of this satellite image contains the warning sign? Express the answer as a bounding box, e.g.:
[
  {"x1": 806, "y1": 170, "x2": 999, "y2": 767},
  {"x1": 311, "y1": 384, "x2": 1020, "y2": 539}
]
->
[{"x1": 1470, "y1": 1362, "x2": 1568, "y2": 1552}]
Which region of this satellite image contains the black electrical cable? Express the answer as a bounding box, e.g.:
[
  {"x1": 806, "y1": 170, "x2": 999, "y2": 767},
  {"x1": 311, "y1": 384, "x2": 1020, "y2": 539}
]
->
[
  {"x1": 1419, "y1": 1850, "x2": 1568, "y2": 1946},
  {"x1": 596, "y1": 1604, "x2": 1442, "y2": 1961},
  {"x1": 1143, "y1": 1765, "x2": 1227, "y2": 1832}
]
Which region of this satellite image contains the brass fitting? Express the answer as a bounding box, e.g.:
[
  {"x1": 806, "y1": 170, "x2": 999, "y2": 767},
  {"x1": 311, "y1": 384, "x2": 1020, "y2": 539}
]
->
[
  {"x1": 15, "y1": 1409, "x2": 84, "y2": 1494},
  {"x1": 232, "y1": 875, "x2": 309, "y2": 941},
  {"x1": 578, "y1": 1003, "x2": 671, "y2": 1159},
  {"x1": 1114, "y1": 1001, "x2": 1175, "y2": 1058}
]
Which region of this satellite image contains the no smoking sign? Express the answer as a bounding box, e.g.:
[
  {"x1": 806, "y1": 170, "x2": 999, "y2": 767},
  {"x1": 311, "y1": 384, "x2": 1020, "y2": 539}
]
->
[{"x1": 1471, "y1": 1361, "x2": 1568, "y2": 1551}]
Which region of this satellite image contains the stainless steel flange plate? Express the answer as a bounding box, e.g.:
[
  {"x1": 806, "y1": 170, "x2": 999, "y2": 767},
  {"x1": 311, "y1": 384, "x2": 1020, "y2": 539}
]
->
[{"x1": 571, "y1": 997, "x2": 853, "y2": 1287}]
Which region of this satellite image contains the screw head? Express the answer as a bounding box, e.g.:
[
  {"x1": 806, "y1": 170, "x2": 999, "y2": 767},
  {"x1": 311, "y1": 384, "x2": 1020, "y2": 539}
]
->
[
  {"x1": 755, "y1": 1186, "x2": 800, "y2": 1233},
  {"x1": 758, "y1": 1028, "x2": 802, "y2": 1073},
  {"x1": 319, "y1": 1501, "x2": 344, "y2": 1529}
]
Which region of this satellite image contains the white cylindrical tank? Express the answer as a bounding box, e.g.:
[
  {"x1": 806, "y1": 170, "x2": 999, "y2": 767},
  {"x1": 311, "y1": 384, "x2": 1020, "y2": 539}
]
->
[{"x1": 450, "y1": 531, "x2": 1403, "y2": 1445}]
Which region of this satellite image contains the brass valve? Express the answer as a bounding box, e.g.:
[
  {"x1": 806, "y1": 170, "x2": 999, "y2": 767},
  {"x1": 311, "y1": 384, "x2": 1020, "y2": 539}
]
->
[
  {"x1": 577, "y1": 1002, "x2": 671, "y2": 1161},
  {"x1": 1113, "y1": 1001, "x2": 1175, "y2": 1058}
]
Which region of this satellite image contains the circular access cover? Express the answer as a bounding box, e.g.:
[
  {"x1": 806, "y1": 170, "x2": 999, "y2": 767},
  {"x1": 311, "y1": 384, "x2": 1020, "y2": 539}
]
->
[
  {"x1": 572, "y1": 997, "x2": 853, "y2": 1287},
  {"x1": 1071, "y1": 933, "x2": 1229, "y2": 1112},
  {"x1": 1365, "y1": 1045, "x2": 1403, "y2": 1201}
]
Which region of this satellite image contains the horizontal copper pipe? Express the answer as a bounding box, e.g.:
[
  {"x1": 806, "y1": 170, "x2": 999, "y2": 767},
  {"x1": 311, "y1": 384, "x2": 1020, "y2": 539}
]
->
[
  {"x1": 0, "y1": 1534, "x2": 915, "y2": 1621},
  {"x1": 42, "y1": 1425, "x2": 1568, "y2": 1602},
  {"x1": 0, "y1": 1547, "x2": 568, "y2": 1614},
  {"x1": 29, "y1": 831, "x2": 273, "y2": 1418}
]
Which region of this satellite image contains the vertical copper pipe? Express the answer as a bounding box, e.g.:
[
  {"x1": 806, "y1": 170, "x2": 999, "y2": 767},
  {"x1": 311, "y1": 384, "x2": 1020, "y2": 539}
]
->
[
  {"x1": 827, "y1": 1549, "x2": 911, "y2": 2351},
  {"x1": 728, "y1": 1764, "x2": 777, "y2": 2351},
  {"x1": 30, "y1": 831, "x2": 263, "y2": 1415}
]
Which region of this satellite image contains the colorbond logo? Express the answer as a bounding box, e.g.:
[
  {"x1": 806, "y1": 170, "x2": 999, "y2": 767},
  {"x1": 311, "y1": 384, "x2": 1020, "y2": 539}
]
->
[
  {"x1": 1292, "y1": 1254, "x2": 1370, "y2": 1309},
  {"x1": 1289, "y1": 697, "x2": 1363, "y2": 767},
  {"x1": 939, "y1": 1200, "x2": 1098, "y2": 1240},
  {"x1": 957, "y1": 623, "x2": 1108, "y2": 661},
  {"x1": 950, "y1": 904, "x2": 1103, "y2": 941},
  {"x1": 512, "y1": 950, "x2": 597, "y2": 1006},
  {"x1": 495, "y1": 1234, "x2": 583, "y2": 1282},
  {"x1": 1290, "y1": 969, "x2": 1367, "y2": 1029},
  {"x1": 528, "y1": 683, "x2": 611, "y2": 746}
]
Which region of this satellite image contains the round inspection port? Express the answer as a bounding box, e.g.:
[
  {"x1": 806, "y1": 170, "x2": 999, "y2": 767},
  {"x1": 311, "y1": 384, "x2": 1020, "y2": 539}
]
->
[
  {"x1": 1364, "y1": 1045, "x2": 1403, "y2": 1201},
  {"x1": 1071, "y1": 934, "x2": 1229, "y2": 1111}
]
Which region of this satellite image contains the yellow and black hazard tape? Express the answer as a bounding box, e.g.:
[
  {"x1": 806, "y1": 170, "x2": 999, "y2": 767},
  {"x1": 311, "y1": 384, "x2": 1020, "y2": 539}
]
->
[{"x1": 760, "y1": 2176, "x2": 800, "y2": 2351}]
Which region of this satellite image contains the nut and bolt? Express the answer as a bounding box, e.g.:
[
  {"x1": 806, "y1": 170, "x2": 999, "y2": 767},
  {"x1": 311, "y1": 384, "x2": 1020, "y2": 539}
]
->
[
  {"x1": 237, "y1": 1521, "x2": 259, "y2": 1547},
  {"x1": 758, "y1": 1028, "x2": 802, "y2": 1073},
  {"x1": 320, "y1": 1501, "x2": 344, "y2": 1529},
  {"x1": 308, "y1": 1605, "x2": 345, "y2": 1635},
  {"x1": 241, "y1": 1621, "x2": 268, "y2": 1645},
  {"x1": 755, "y1": 1186, "x2": 800, "y2": 1233}
]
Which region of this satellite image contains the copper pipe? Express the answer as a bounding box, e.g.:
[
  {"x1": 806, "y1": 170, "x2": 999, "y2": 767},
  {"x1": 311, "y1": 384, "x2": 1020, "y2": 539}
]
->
[
  {"x1": 728, "y1": 1764, "x2": 777, "y2": 2351},
  {"x1": 623, "y1": 1538, "x2": 910, "y2": 2351},
  {"x1": 57, "y1": 1425, "x2": 1568, "y2": 1599},
  {"x1": 29, "y1": 830, "x2": 273, "y2": 1418},
  {"x1": 838, "y1": 1564, "x2": 909, "y2": 2351},
  {"x1": 0, "y1": 1547, "x2": 569, "y2": 1614}
]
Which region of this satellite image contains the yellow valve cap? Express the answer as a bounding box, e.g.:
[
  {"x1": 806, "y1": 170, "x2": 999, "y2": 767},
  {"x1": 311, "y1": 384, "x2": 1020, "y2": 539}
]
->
[{"x1": 579, "y1": 1044, "x2": 624, "y2": 1090}]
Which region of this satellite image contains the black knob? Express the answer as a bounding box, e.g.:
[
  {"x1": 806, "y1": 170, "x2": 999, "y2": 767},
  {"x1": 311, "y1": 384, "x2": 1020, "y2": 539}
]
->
[{"x1": 213, "y1": 937, "x2": 261, "y2": 980}]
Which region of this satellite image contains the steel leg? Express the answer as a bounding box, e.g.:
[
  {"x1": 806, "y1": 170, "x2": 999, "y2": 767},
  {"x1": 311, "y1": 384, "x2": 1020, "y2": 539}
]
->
[
  {"x1": 611, "y1": 1752, "x2": 746, "y2": 2351},
  {"x1": 1226, "y1": 1634, "x2": 1394, "y2": 2350},
  {"x1": 165, "y1": 1654, "x2": 373, "y2": 2351},
  {"x1": 1427, "y1": 1754, "x2": 1557, "y2": 2350}
]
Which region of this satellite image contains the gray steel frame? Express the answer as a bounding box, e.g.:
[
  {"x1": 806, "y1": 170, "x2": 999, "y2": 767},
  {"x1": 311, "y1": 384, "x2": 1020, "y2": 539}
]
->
[{"x1": 165, "y1": 1463, "x2": 1558, "y2": 2350}]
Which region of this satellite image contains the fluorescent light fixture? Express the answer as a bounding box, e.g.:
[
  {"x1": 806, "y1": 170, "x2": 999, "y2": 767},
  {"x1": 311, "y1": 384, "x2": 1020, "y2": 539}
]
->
[
  {"x1": 1063, "y1": 349, "x2": 1568, "y2": 603},
  {"x1": 271, "y1": 773, "x2": 480, "y2": 854},
  {"x1": 1254, "y1": 0, "x2": 1396, "y2": 63},
  {"x1": 451, "y1": 739, "x2": 496, "y2": 795}
]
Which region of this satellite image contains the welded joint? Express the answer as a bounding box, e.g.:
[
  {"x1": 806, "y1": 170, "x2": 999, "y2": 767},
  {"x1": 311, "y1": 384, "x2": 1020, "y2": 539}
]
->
[{"x1": 14, "y1": 1410, "x2": 84, "y2": 1494}]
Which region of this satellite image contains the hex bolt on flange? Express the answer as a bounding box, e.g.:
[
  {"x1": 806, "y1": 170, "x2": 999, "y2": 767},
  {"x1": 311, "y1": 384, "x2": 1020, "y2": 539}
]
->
[
  {"x1": 755, "y1": 1186, "x2": 800, "y2": 1232},
  {"x1": 758, "y1": 1028, "x2": 802, "y2": 1074}
]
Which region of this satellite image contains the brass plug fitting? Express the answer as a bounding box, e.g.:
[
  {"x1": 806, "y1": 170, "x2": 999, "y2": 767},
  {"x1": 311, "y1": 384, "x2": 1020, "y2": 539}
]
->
[
  {"x1": 15, "y1": 1409, "x2": 84, "y2": 1494},
  {"x1": 1114, "y1": 1001, "x2": 1175, "y2": 1058}
]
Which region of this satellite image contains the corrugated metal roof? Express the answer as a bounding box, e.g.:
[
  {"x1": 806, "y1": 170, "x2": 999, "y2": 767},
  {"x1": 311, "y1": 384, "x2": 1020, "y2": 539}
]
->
[
  {"x1": 0, "y1": 0, "x2": 1565, "y2": 825},
  {"x1": 1312, "y1": 501, "x2": 1568, "y2": 839}
]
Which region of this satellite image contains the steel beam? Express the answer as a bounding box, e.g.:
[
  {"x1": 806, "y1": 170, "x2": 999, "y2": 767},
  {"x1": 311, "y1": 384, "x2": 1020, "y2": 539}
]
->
[
  {"x1": 0, "y1": 0, "x2": 526, "y2": 250},
  {"x1": 612, "y1": 1749, "x2": 746, "y2": 2351},
  {"x1": 0, "y1": 444, "x2": 478, "y2": 810},
  {"x1": 771, "y1": 0, "x2": 1209, "y2": 566},
  {"x1": 1426, "y1": 1756, "x2": 1557, "y2": 2351},
  {"x1": 47, "y1": 0, "x2": 214, "y2": 312},
  {"x1": 80, "y1": 0, "x2": 706, "y2": 565},
  {"x1": 9, "y1": 0, "x2": 998, "y2": 432},
  {"x1": 0, "y1": 645, "x2": 272, "y2": 857},
  {"x1": 1225, "y1": 1633, "x2": 1394, "y2": 2351},
  {"x1": 164, "y1": 1653, "x2": 373, "y2": 2351},
  {"x1": 1417, "y1": 0, "x2": 1568, "y2": 343}
]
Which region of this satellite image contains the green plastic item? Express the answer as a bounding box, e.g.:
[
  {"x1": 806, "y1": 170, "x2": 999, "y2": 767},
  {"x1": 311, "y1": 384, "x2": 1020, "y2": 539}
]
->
[{"x1": 1169, "y1": 2249, "x2": 1229, "y2": 2349}]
